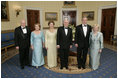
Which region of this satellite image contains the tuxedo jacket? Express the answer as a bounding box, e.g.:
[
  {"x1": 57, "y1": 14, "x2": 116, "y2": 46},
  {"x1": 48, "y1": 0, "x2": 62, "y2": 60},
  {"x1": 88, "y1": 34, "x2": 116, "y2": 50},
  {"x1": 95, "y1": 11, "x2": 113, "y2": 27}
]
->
[
  {"x1": 57, "y1": 26, "x2": 73, "y2": 49},
  {"x1": 75, "y1": 24, "x2": 92, "y2": 48},
  {"x1": 14, "y1": 26, "x2": 31, "y2": 49}
]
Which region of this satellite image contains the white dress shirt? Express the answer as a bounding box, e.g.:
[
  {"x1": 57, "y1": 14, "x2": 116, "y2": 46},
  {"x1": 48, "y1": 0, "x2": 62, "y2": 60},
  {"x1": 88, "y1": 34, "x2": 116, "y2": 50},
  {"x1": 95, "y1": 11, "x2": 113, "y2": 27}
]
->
[
  {"x1": 82, "y1": 24, "x2": 87, "y2": 37},
  {"x1": 21, "y1": 26, "x2": 27, "y2": 34},
  {"x1": 64, "y1": 27, "x2": 68, "y2": 35}
]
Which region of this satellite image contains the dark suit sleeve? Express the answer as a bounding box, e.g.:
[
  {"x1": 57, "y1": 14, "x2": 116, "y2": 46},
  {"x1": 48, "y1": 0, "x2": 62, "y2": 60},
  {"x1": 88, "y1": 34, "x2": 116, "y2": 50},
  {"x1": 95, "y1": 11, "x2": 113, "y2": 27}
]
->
[
  {"x1": 89, "y1": 25, "x2": 92, "y2": 32},
  {"x1": 27, "y1": 26, "x2": 31, "y2": 46},
  {"x1": 75, "y1": 26, "x2": 78, "y2": 44},
  {"x1": 28, "y1": 26, "x2": 31, "y2": 38},
  {"x1": 14, "y1": 28, "x2": 19, "y2": 47},
  {"x1": 57, "y1": 28, "x2": 60, "y2": 45},
  {"x1": 70, "y1": 29, "x2": 73, "y2": 45},
  {"x1": 29, "y1": 26, "x2": 31, "y2": 35}
]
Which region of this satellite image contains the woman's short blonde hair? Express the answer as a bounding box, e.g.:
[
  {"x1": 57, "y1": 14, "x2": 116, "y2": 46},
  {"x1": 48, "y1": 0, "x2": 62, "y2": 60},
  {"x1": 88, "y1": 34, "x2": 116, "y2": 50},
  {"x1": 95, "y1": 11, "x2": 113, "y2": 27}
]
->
[{"x1": 93, "y1": 24, "x2": 99, "y2": 29}]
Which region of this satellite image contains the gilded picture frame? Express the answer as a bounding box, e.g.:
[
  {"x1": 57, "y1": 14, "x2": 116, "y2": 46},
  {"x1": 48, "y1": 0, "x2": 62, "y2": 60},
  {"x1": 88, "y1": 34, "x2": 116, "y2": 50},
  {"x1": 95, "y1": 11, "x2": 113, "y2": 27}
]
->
[
  {"x1": 64, "y1": 1, "x2": 75, "y2": 6},
  {"x1": 45, "y1": 12, "x2": 57, "y2": 21},
  {"x1": 1, "y1": 1, "x2": 10, "y2": 21},
  {"x1": 82, "y1": 11, "x2": 94, "y2": 21}
]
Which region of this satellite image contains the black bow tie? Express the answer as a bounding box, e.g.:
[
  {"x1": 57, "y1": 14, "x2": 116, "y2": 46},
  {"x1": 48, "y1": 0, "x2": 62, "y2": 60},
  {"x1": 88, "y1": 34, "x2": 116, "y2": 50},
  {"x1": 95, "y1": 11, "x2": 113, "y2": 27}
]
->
[
  {"x1": 22, "y1": 27, "x2": 26, "y2": 29},
  {"x1": 64, "y1": 27, "x2": 68, "y2": 29},
  {"x1": 84, "y1": 25, "x2": 87, "y2": 27}
]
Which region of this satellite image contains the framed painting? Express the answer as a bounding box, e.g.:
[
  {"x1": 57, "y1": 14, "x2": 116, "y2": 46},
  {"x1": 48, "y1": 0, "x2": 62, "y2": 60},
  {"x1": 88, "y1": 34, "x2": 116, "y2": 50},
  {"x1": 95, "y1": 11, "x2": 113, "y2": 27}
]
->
[
  {"x1": 82, "y1": 11, "x2": 94, "y2": 20},
  {"x1": 62, "y1": 10, "x2": 76, "y2": 27},
  {"x1": 1, "y1": 1, "x2": 10, "y2": 21},
  {"x1": 45, "y1": 12, "x2": 57, "y2": 21},
  {"x1": 64, "y1": 1, "x2": 75, "y2": 6}
]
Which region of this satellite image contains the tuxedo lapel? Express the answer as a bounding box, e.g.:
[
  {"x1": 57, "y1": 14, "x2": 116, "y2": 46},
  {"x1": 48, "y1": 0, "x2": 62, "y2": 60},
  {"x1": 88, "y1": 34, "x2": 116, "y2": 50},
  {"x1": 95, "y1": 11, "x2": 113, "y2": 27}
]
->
[
  {"x1": 26, "y1": 26, "x2": 29, "y2": 34},
  {"x1": 86, "y1": 25, "x2": 89, "y2": 37},
  {"x1": 62, "y1": 26, "x2": 66, "y2": 36},
  {"x1": 19, "y1": 26, "x2": 25, "y2": 38},
  {"x1": 67, "y1": 28, "x2": 70, "y2": 37},
  {"x1": 80, "y1": 25, "x2": 85, "y2": 37}
]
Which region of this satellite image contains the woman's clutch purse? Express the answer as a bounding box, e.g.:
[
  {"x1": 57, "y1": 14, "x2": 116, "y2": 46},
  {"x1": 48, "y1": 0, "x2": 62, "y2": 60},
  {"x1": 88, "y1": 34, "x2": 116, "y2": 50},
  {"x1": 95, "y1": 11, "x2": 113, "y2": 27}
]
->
[{"x1": 43, "y1": 48, "x2": 47, "y2": 56}]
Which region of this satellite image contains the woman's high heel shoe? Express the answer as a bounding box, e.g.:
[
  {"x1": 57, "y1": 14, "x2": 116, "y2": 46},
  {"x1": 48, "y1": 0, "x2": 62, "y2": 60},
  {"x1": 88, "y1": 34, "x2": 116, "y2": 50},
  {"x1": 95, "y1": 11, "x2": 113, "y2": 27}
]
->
[{"x1": 36, "y1": 66, "x2": 38, "y2": 68}]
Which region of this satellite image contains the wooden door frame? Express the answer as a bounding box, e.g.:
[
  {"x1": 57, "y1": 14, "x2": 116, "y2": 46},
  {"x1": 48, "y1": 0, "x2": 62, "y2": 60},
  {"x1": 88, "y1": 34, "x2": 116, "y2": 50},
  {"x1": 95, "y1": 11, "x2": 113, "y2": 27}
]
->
[
  {"x1": 98, "y1": 4, "x2": 117, "y2": 35},
  {"x1": 24, "y1": 7, "x2": 43, "y2": 30}
]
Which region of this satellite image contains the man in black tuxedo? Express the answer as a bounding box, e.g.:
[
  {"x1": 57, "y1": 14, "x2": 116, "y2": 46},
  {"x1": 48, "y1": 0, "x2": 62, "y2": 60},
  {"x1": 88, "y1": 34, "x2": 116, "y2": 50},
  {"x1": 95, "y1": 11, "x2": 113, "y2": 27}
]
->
[
  {"x1": 57, "y1": 18, "x2": 73, "y2": 70},
  {"x1": 75, "y1": 17, "x2": 92, "y2": 69},
  {"x1": 14, "y1": 20, "x2": 31, "y2": 69}
]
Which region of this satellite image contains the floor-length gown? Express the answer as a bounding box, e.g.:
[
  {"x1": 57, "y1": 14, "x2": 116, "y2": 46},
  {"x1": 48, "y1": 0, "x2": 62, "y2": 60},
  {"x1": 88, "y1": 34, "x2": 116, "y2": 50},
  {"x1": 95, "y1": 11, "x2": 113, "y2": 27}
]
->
[
  {"x1": 89, "y1": 32, "x2": 104, "y2": 70},
  {"x1": 31, "y1": 31, "x2": 45, "y2": 66},
  {"x1": 45, "y1": 30, "x2": 57, "y2": 68}
]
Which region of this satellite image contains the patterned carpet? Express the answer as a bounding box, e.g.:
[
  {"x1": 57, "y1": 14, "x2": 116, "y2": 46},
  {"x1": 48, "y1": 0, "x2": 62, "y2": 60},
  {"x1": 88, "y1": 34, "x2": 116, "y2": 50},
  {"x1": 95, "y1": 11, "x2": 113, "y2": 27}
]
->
[
  {"x1": 44, "y1": 55, "x2": 92, "y2": 74},
  {"x1": 1, "y1": 48, "x2": 117, "y2": 78}
]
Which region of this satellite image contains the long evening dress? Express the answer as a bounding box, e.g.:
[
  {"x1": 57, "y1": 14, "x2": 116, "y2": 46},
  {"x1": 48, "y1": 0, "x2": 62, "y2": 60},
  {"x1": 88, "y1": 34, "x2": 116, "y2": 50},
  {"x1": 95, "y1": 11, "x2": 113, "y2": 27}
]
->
[
  {"x1": 45, "y1": 30, "x2": 57, "y2": 68},
  {"x1": 89, "y1": 32, "x2": 104, "y2": 70},
  {"x1": 31, "y1": 31, "x2": 45, "y2": 66}
]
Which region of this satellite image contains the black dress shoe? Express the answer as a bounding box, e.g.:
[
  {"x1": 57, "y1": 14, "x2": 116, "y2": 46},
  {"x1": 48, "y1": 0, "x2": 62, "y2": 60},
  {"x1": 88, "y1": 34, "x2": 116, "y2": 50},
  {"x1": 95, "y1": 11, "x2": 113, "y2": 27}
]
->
[
  {"x1": 78, "y1": 66, "x2": 81, "y2": 69},
  {"x1": 60, "y1": 67, "x2": 63, "y2": 69},
  {"x1": 66, "y1": 67, "x2": 68, "y2": 69},
  {"x1": 21, "y1": 66, "x2": 24, "y2": 69},
  {"x1": 82, "y1": 66, "x2": 85, "y2": 69}
]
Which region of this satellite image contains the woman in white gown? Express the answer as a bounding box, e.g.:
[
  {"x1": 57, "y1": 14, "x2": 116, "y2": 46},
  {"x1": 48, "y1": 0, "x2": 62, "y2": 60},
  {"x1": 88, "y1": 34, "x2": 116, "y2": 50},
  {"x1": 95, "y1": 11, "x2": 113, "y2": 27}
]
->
[{"x1": 45, "y1": 21, "x2": 57, "y2": 68}]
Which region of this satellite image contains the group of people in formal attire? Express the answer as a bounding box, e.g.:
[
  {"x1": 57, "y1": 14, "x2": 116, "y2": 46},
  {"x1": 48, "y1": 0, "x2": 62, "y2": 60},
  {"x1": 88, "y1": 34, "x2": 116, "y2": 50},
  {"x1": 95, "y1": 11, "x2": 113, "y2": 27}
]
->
[{"x1": 14, "y1": 17, "x2": 103, "y2": 71}]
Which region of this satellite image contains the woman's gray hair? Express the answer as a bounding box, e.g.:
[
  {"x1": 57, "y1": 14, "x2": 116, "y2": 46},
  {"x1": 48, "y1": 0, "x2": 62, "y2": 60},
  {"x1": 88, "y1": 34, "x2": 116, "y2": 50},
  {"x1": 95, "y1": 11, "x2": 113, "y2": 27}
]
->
[{"x1": 63, "y1": 18, "x2": 69, "y2": 22}]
